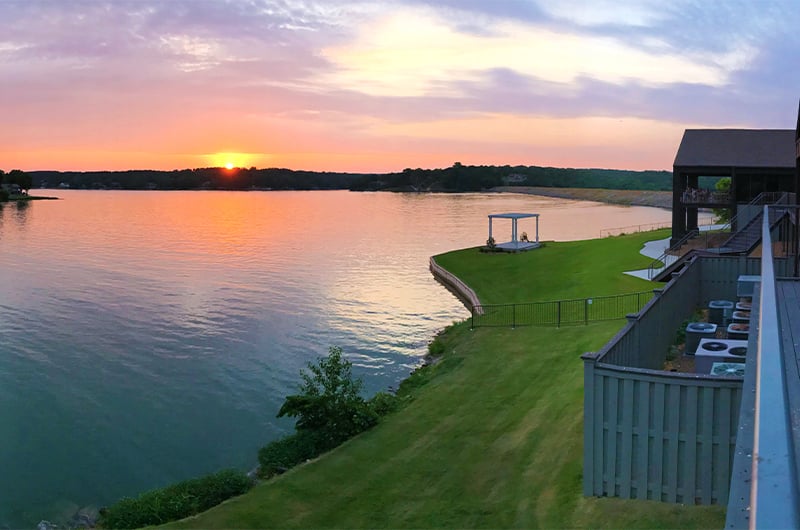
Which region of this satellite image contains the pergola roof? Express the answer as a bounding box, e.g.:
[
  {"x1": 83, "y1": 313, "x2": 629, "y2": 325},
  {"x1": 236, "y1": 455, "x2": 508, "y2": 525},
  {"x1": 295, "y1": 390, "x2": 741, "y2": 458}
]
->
[
  {"x1": 674, "y1": 129, "x2": 796, "y2": 168},
  {"x1": 488, "y1": 212, "x2": 539, "y2": 219}
]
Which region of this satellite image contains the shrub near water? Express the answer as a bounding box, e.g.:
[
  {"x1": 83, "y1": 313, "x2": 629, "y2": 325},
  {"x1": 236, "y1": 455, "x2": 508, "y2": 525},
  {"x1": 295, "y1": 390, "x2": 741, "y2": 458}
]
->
[
  {"x1": 258, "y1": 347, "x2": 400, "y2": 477},
  {"x1": 258, "y1": 430, "x2": 329, "y2": 478},
  {"x1": 99, "y1": 469, "x2": 252, "y2": 529}
]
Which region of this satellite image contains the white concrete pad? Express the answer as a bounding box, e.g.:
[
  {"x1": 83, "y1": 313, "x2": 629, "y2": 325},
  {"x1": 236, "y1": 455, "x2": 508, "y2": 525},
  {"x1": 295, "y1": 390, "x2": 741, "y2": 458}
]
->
[
  {"x1": 623, "y1": 224, "x2": 726, "y2": 280},
  {"x1": 624, "y1": 236, "x2": 670, "y2": 280}
]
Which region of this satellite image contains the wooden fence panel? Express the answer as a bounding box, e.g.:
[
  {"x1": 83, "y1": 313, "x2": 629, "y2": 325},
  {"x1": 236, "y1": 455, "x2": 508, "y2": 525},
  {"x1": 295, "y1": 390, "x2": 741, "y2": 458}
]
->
[{"x1": 583, "y1": 365, "x2": 742, "y2": 505}]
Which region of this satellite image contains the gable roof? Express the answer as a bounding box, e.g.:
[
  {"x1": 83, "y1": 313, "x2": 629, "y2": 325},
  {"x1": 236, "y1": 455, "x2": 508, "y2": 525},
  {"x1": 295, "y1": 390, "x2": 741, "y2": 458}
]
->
[{"x1": 674, "y1": 129, "x2": 796, "y2": 169}]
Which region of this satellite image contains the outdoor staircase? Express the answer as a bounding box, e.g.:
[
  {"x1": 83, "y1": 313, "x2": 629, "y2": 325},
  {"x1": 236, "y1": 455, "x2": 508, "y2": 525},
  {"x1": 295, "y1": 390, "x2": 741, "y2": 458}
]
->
[
  {"x1": 720, "y1": 208, "x2": 784, "y2": 254},
  {"x1": 648, "y1": 192, "x2": 795, "y2": 281}
]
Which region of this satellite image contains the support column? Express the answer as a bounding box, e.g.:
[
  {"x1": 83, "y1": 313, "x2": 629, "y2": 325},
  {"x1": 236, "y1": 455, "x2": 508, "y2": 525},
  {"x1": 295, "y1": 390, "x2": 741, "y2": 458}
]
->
[
  {"x1": 512, "y1": 219, "x2": 517, "y2": 243},
  {"x1": 535, "y1": 216, "x2": 540, "y2": 243},
  {"x1": 671, "y1": 169, "x2": 688, "y2": 245},
  {"x1": 731, "y1": 168, "x2": 738, "y2": 231},
  {"x1": 687, "y1": 175, "x2": 699, "y2": 232},
  {"x1": 488, "y1": 217, "x2": 493, "y2": 240}
]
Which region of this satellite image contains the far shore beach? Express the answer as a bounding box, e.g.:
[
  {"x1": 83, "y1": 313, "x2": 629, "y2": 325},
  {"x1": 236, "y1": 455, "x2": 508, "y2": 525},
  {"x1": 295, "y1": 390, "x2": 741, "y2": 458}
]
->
[{"x1": 492, "y1": 186, "x2": 673, "y2": 210}]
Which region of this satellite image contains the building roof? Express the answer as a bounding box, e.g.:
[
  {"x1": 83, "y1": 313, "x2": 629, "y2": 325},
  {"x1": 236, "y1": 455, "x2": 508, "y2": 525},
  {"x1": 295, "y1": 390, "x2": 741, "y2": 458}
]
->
[
  {"x1": 673, "y1": 129, "x2": 796, "y2": 169},
  {"x1": 488, "y1": 212, "x2": 539, "y2": 219}
]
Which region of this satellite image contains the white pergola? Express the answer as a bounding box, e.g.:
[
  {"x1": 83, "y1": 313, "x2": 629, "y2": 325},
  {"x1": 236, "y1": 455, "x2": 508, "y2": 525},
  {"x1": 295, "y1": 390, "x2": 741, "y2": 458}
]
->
[{"x1": 488, "y1": 212, "x2": 540, "y2": 251}]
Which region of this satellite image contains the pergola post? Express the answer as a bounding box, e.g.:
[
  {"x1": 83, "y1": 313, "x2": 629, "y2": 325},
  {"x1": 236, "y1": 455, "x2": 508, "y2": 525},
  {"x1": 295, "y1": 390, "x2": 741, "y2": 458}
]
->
[
  {"x1": 488, "y1": 217, "x2": 493, "y2": 240},
  {"x1": 535, "y1": 216, "x2": 540, "y2": 243}
]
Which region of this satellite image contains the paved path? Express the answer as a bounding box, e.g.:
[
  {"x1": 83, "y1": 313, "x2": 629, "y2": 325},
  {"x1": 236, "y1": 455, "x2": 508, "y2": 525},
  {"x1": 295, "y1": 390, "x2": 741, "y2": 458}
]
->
[
  {"x1": 624, "y1": 224, "x2": 725, "y2": 280},
  {"x1": 624, "y1": 237, "x2": 670, "y2": 280}
]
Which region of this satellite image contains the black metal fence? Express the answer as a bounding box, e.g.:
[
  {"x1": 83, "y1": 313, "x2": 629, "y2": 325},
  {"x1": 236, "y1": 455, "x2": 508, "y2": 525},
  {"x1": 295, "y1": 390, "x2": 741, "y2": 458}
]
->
[{"x1": 471, "y1": 290, "x2": 653, "y2": 328}]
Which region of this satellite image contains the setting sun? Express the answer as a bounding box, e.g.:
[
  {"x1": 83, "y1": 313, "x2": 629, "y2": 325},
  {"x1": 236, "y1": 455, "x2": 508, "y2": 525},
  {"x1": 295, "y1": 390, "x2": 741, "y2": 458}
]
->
[{"x1": 207, "y1": 152, "x2": 258, "y2": 169}]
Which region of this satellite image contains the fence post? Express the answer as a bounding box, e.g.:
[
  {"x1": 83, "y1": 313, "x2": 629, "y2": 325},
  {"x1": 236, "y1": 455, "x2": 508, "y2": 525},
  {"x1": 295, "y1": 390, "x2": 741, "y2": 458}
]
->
[
  {"x1": 584, "y1": 298, "x2": 588, "y2": 325},
  {"x1": 471, "y1": 305, "x2": 475, "y2": 330},
  {"x1": 557, "y1": 300, "x2": 561, "y2": 328},
  {"x1": 512, "y1": 304, "x2": 516, "y2": 329}
]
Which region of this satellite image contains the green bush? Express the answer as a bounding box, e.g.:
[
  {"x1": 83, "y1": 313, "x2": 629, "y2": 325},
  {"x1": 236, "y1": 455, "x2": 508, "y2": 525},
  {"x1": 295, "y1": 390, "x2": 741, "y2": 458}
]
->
[
  {"x1": 278, "y1": 346, "x2": 378, "y2": 446},
  {"x1": 0, "y1": 189, "x2": 8, "y2": 202},
  {"x1": 367, "y1": 391, "x2": 401, "y2": 417},
  {"x1": 258, "y1": 430, "x2": 328, "y2": 478},
  {"x1": 428, "y1": 337, "x2": 445, "y2": 356},
  {"x1": 99, "y1": 469, "x2": 252, "y2": 529}
]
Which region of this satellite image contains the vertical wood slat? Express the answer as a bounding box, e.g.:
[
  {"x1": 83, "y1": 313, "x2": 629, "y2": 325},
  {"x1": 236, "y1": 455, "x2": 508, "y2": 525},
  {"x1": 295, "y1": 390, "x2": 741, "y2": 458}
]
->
[
  {"x1": 620, "y1": 378, "x2": 635, "y2": 498},
  {"x1": 593, "y1": 373, "x2": 605, "y2": 496},
  {"x1": 684, "y1": 385, "x2": 699, "y2": 504},
  {"x1": 582, "y1": 358, "x2": 595, "y2": 497},
  {"x1": 652, "y1": 383, "x2": 665, "y2": 501},
  {"x1": 607, "y1": 378, "x2": 619, "y2": 496},
  {"x1": 666, "y1": 385, "x2": 681, "y2": 502},
  {"x1": 700, "y1": 387, "x2": 715, "y2": 504},
  {"x1": 717, "y1": 386, "x2": 732, "y2": 504},
  {"x1": 637, "y1": 380, "x2": 651, "y2": 499}
]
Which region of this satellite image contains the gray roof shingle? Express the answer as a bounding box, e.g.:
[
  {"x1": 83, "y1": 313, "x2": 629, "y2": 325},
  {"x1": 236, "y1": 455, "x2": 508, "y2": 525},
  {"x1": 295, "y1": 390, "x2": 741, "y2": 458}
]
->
[{"x1": 674, "y1": 129, "x2": 796, "y2": 168}]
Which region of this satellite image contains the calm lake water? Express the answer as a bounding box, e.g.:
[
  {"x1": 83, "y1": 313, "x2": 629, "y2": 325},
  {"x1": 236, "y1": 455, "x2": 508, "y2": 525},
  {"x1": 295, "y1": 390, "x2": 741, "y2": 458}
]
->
[{"x1": 0, "y1": 190, "x2": 673, "y2": 526}]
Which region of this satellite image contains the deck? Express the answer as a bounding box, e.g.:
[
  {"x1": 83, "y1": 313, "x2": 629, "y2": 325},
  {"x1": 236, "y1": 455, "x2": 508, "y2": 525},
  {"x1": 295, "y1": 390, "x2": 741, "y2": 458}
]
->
[
  {"x1": 777, "y1": 278, "x2": 800, "y2": 486},
  {"x1": 495, "y1": 241, "x2": 540, "y2": 252}
]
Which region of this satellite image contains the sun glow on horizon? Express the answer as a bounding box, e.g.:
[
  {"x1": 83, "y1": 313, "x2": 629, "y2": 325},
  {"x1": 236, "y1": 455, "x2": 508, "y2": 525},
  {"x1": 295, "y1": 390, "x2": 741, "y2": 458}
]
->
[{"x1": 207, "y1": 152, "x2": 258, "y2": 170}]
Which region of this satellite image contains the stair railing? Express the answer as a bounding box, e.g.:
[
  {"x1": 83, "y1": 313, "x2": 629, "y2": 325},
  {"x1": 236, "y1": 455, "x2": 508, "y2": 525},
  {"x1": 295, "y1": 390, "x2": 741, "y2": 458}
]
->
[{"x1": 646, "y1": 192, "x2": 789, "y2": 280}]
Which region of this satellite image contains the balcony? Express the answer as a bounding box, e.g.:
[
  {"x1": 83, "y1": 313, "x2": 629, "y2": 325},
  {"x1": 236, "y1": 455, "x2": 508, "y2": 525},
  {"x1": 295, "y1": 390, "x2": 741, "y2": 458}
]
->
[{"x1": 680, "y1": 188, "x2": 730, "y2": 206}]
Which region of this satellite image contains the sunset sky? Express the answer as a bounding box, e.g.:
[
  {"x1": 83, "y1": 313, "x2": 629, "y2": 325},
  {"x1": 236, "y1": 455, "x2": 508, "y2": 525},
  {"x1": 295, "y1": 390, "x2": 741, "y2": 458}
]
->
[{"x1": 1, "y1": 0, "x2": 798, "y2": 173}]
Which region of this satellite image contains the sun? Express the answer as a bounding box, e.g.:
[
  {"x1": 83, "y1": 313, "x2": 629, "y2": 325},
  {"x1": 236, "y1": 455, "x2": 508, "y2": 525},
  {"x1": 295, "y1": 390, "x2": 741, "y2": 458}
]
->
[{"x1": 207, "y1": 152, "x2": 256, "y2": 169}]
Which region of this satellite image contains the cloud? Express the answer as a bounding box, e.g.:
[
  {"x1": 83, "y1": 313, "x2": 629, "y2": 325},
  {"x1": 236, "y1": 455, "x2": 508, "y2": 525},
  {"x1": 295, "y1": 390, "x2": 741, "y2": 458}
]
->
[
  {"x1": 314, "y1": 5, "x2": 757, "y2": 100},
  {"x1": 0, "y1": 0, "x2": 798, "y2": 172}
]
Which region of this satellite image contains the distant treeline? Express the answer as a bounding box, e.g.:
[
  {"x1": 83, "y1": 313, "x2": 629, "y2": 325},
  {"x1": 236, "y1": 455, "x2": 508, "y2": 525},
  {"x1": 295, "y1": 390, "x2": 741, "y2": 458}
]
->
[
  {"x1": 30, "y1": 168, "x2": 366, "y2": 191},
  {"x1": 351, "y1": 163, "x2": 671, "y2": 191},
  {"x1": 29, "y1": 164, "x2": 672, "y2": 192}
]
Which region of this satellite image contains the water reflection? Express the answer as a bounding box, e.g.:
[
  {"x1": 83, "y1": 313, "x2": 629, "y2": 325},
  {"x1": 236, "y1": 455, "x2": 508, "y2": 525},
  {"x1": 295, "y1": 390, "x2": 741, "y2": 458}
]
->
[{"x1": 14, "y1": 199, "x2": 30, "y2": 226}]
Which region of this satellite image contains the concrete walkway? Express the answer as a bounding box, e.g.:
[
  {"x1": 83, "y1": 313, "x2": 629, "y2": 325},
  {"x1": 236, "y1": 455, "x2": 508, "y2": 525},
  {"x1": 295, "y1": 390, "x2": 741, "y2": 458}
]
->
[
  {"x1": 624, "y1": 224, "x2": 725, "y2": 280},
  {"x1": 624, "y1": 237, "x2": 670, "y2": 280}
]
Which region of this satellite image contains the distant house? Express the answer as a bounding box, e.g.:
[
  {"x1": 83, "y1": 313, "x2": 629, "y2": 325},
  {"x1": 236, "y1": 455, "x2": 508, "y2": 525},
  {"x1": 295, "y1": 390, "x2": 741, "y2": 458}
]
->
[{"x1": 502, "y1": 173, "x2": 527, "y2": 185}]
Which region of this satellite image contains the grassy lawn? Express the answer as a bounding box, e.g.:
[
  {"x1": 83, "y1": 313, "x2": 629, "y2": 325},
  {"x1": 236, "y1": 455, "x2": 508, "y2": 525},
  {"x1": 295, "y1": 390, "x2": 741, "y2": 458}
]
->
[
  {"x1": 434, "y1": 230, "x2": 667, "y2": 304},
  {"x1": 162, "y1": 230, "x2": 723, "y2": 529}
]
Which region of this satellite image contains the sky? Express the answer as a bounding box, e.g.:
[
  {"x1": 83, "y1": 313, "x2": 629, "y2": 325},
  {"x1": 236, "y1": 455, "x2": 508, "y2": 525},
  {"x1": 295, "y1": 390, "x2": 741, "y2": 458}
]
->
[{"x1": 1, "y1": 0, "x2": 798, "y2": 173}]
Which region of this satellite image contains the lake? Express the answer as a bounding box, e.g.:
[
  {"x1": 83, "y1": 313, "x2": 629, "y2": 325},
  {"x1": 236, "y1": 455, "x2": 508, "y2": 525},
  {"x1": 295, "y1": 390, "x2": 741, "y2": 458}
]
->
[{"x1": 0, "y1": 190, "x2": 673, "y2": 526}]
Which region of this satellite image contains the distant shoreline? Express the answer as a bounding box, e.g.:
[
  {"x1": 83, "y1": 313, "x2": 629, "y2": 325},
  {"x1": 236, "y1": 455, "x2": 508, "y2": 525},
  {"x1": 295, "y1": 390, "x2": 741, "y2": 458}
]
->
[
  {"x1": 491, "y1": 186, "x2": 673, "y2": 210},
  {"x1": 2, "y1": 195, "x2": 60, "y2": 203}
]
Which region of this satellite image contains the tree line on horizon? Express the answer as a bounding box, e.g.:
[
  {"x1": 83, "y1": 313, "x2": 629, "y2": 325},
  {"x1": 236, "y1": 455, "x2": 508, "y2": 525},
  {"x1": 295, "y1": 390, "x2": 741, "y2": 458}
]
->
[
  {"x1": 350, "y1": 162, "x2": 672, "y2": 191},
  {"x1": 26, "y1": 164, "x2": 672, "y2": 192}
]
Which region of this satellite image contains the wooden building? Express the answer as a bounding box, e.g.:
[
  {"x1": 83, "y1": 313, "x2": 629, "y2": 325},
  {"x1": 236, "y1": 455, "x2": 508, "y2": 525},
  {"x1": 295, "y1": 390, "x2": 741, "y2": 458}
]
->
[
  {"x1": 582, "y1": 103, "x2": 800, "y2": 523},
  {"x1": 671, "y1": 128, "x2": 798, "y2": 245}
]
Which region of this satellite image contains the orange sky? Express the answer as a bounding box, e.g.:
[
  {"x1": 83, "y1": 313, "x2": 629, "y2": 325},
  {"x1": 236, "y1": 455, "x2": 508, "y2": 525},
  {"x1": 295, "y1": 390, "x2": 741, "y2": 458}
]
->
[{"x1": 1, "y1": 1, "x2": 797, "y2": 173}]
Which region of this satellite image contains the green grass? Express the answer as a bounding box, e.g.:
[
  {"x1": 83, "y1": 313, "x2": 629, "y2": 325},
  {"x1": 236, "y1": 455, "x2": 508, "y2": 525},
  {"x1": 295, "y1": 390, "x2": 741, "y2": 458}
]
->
[
  {"x1": 435, "y1": 230, "x2": 668, "y2": 305},
  {"x1": 161, "y1": 229, "x2": 723, "y2": 529}
]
